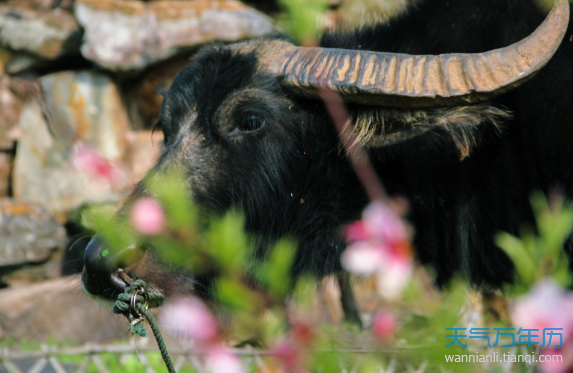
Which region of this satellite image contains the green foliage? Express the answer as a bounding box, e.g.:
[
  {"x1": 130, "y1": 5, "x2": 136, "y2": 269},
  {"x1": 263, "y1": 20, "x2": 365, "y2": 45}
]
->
[
  {"x1": 257, "y1": 238, "x2": 297, "y2": 298},
  {"x1": 72, "y1": 162, "x2": 573, "y2": 373},
  {"x1": 89, "y1": 211, "x2": 136, "y2": 257},
  {"x1": 216, "y1": 277, "x2": 258, "y2": 313},
  {"x1": 496, "y1": 192, "x2": 573, "y2": 294},
  {"x1": 400, "y1": 280, "x2": 478, "y2": 373},
  {"x1": 277, "y1": 0, "x2": 328, "y2": 45},
  {"x1": 205, "y1": 210, "x2": 250, "y2": 272},
  {"x1": 145, "y1": 168, "x2": 197, "y2": 230}
]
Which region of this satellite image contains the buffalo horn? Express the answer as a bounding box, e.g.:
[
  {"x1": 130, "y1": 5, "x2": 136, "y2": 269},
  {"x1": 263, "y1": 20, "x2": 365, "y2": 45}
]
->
[{"x1": 268, "y1": 0, "x2": 569, "y2": 108}]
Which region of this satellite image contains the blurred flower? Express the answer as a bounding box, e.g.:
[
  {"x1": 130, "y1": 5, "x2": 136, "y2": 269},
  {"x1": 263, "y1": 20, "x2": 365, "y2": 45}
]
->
[
  {"x1": 71, "y1": 147, "x2": 129, "y2": 191},
  {"x1": 131, "y1": 197, "x2": 166, "y2": 236},
  {"x1": 341, "y1": 241, "x2": 386, "y2": 275},
  {"x1": 360, "y1": 201, "x2": 408, "y2": 244},
  {"x1": 511, "y1": 279, "x2": 573, "y2": 344},
  {"x1": 161, "y1": 297, "x2": 218, "y2": 343},
  {"x1": 511, "y1": 279, "x2": 573, "y2": 373},
  {"x1": 372, "y1": 310, "x2": 397, "y2": 343},
  {"x1": 272, "y1": 341, "x2": 301, "y2": 372},
  {"x1": 272, "y1": 340, "x2": 309, "y2": 373},
  {"x1": 205, "y1": 347, "x2": 245, "y2": 373},
  {"x1": 291, "y1": 322, "x2": 315, "y2": 346},
  {"x1": 538, "y1": 346, "x2": 573, "y2": 373},
  {"x1": 341, "y1": 200, "x2": 413, "y2": 298},
  {"x1": 375, "y1": 258, "x2": 413, "y2": 299}
]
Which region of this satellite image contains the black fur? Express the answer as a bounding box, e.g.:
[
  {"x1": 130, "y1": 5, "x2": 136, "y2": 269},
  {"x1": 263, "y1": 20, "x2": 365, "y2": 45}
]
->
[{"x1": 83, "y1": 0, "x2": 573, "y2": 300}]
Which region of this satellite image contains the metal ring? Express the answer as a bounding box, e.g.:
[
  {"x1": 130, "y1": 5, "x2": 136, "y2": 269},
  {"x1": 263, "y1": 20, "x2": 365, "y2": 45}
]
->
[
  {"x1": 130, "y1": 287, "x2": 150, "y2": 317},
  {"x1": 130, "y1": 289, "x2": 141, "y2": 318}
]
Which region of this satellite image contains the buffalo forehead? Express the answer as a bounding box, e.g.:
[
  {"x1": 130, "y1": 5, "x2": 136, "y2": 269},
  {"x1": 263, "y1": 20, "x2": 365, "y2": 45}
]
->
[{"x1": 168, "y1": 46, "x2": 260, "y2": 127}]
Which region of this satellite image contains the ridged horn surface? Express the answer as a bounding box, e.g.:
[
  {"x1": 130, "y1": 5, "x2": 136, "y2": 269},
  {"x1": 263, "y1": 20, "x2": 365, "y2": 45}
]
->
[{"x1": 271, "y1": 0, "x2": 569, "y2": 108}]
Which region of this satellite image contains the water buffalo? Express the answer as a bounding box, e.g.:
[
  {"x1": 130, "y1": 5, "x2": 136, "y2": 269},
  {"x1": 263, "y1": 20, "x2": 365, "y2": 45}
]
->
[{"x1": 82, "y1": 0, "x2": 572, "y2": 304}]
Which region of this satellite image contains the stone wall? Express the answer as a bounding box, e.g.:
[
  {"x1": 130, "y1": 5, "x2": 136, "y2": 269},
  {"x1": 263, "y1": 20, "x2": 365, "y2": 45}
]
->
[{"x1": 0, "y1": 0, "x2": 273, "y2": 343}]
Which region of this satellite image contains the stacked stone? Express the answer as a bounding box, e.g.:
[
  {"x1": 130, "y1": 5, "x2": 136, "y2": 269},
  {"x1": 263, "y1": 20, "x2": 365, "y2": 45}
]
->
[{"x1": 0, "y1": 0, "x2": 272, "y2": 342}]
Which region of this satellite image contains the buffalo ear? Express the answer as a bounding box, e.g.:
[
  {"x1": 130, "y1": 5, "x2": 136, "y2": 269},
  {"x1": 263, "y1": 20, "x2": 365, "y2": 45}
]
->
[{"x1": 343, "y1": 105, "x2": 512, "y2": 159}]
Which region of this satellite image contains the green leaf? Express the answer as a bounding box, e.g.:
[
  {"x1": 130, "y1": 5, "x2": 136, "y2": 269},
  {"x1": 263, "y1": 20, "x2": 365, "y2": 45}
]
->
[
  {"x1": 145, "y1": 168, "x2": 197, "y2": 229},
  {"x1": 90, "y1": 212, "x2": 136, "y2": 260},
  {"x1": 262, "y1": 238, "x2": 297, "y2": 298},
  {"x1": 495, "y1": 232, "x2": 536, "y2": 288},
  {"x1": 216, "y1": 277, "x2": 257, "y2": 313},
  {"x1": 277, "y1": 0, "x2": 328, "y2": 44},
  {"x1": 293, "y1": 276, "x2": 316, "y2": 311},
  {"x1": 206, "y1": 210, "x2": 250, "y2": 271},
  {"x1": 149, "y1": 236, "x2": 206, "y2": 272}
]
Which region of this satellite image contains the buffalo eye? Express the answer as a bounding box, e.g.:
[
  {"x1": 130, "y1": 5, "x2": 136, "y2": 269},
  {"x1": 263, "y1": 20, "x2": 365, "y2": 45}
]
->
[{"x1": 233, "y1": 114, "x2": 266, "y2": 134}]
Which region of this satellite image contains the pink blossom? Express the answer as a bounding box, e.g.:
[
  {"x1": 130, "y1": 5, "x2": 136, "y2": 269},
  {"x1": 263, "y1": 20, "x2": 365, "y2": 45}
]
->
[
  {"x1": 160, "y1": 297, "x2": 218, "y2": 342},
  {"x1": 511, "y1": 279, "x2": 573, "y2": 373},
  {"x1": 130, "y1": 197, "x2": 166, "y2": 236},
  {"x1": 272, "y1": 341, "x2": 301, "y2": 371},
  {"x1": 372, "y1": 310, "x2": 397, "y2": 342},
  {"x1": 341, "y1": 200, "x2": 413, "y2": 298},
  {"x1": 71, "y1": 147, "x2": 128, "y2": 190},
  {"x1": 341, "y1": 241, "x2": 388, "y2": 275},
  {"x1": 291, "y1": 322, "x2": 315, "y2": 346},
  {"x1": 375, "y1": 259, "x2": 413, "y2": 299},
  {"x1": 345, "y1": 221, "x2": 369, "y2": 242},
  {"x1": 511, "y1": 279, "x2": 573, "y2": 345},
  {"x1": 361, "y1": 201, "x2": 408, "y2": 244},
  {"x1": 344, "y1": 202, "x2": 408, "y2": 245},
  {"x1": 538, "y1": 346, "x2": 573, "y2": 373},
  {"x1": 205, "y1": 347, "x2": 245, "y2": 373},
  {"x1": 272, "y1": 340, "x2": 309, "y2": 373}
]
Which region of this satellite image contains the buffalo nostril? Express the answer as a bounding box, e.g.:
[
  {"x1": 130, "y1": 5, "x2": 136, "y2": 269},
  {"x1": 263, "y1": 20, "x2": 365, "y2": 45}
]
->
[
  {"x1": 82, "y1": 236, "x2": 140, "y2": 298},
  {"x1": 84, "y1": 236, "x2": 114, "y2": 276}
]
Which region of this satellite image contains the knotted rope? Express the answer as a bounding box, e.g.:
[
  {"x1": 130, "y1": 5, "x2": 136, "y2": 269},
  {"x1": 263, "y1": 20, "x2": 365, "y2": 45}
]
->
[{"x1": 113, "y1": 278, "x2": 176, "y2": 373}]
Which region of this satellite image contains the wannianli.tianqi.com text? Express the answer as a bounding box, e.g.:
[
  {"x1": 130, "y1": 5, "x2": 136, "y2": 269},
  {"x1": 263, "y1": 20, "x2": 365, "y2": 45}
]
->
[{"x1": 444, "y1": 352, "x2": 563, "y2": 363}]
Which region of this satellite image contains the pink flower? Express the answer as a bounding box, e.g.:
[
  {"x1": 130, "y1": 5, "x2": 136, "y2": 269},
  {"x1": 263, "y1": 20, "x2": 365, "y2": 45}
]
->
[
  {"x1": 361, "y1": 201, "x2": 408, "y2": 244},
  {"x1": 344, "y1": 202, "x2": 408, "y2": 245},
  {"x1": 341, "y1": 241, "x2": 388, "y2": 275},
  {"x1": 344, "y1": 220, "x2": 369, "y2": 242},
  {"x1": 538, "y1": 346, "x2": 573, "y2": 373},
  {"x1": 511, "y1": 279, "x2": 573, "y2": 345},
  {"x1": 160, "y1": 297, "x2": 218, "y2": 343},
  {"x1": 272, "y1": 341, "x2": 301, "y2": 371},
  {"x1": 511, "y1": 279, "x2": 573, "y2": 373},
  {"x1": 291, "y1": 322, "x2": 315, "y2": 346},
  {"x1": 372, "y1": 310, "x2": 397, "y2": 342},
  {"x1": 341, "y1": 200, "x2": 413, "y2": 297},
  {"x1": 205, "y1": 347, "x2": 245, "y2": 373},
  {"x1": 71, "y1": 147, "x2": 128, "y2": 190},
  {"x1": 130, "y1": 197, "x2": 165, "y2": 236},
  {"x1": 272, "y1": 340, "x2": 309, "y2": 373},
  {"x1": 375, "y1": 258, "x2": 413, "y2": 299}
]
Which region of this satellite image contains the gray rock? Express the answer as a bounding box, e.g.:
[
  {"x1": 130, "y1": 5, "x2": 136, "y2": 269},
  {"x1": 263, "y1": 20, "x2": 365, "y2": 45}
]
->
[
  {"x1": 75, "y1": 0, "x2": 273, "y2": 71},
  {"x1": 4, "y1": 53, "x2": 48, "y2": 74},
  {"x1": 0, "y1": 153, "x2": 11, "y2": 197},
  {"x1": 0, "y1": 6, "x2": 82, "y2": 59},
  {"x1": 124, "y1": 54, "x2": 192, "y2": 130},
  {"x1": 0, "y1": 74, "x2": 25, "y2": 151},
  {"x1": 12, "y1": 70, "x2": 131, "y2": 215},
  {"x1": 0, "y1": 199, "x2": 65, "y2": 268},
  {"x1": 0, "y1": 277, "x2": 127, "y2": 343},
  {"x1": 126, "y1": 130, "x2": 164, "y2": 185}
]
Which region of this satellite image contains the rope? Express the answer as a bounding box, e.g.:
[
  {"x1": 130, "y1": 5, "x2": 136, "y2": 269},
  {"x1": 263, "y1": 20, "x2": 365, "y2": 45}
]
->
[{"x1": 113, "y1": 279, "x2": 176, "y2": 373}]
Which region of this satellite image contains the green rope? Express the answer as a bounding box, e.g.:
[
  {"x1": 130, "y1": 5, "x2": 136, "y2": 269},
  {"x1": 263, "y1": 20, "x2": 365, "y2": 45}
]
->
[{"x1": 113, "y1": 280, "x2": 176, "y2": 373}]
